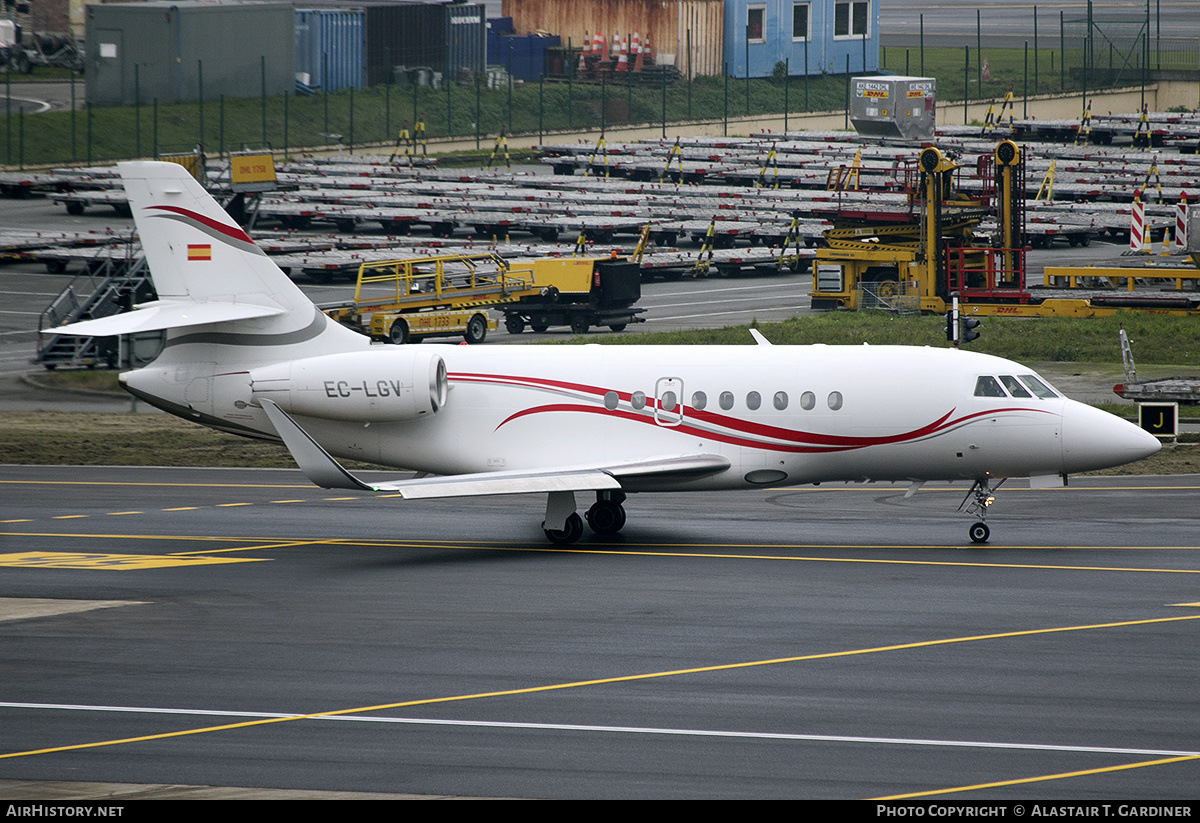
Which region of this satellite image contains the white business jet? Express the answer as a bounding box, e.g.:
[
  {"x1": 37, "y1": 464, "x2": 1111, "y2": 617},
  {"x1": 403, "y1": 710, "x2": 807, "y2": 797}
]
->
[{"x1": 46, "y1": 162, "x2": 1160, "y2": 545}]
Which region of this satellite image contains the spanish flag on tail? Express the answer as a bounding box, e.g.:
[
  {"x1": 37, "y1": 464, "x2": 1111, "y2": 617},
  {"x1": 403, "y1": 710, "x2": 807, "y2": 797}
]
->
[{"x1": 187, "y1": 244, "x2": 212, "y2": 261}]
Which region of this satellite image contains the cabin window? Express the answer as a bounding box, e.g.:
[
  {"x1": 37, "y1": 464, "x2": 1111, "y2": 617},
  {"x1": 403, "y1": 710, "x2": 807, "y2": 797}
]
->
[
  {"x1": 1018, "y1": 375, "x2": 1059, "y2": 399},
  {"x1": 692, "y1": 391, "x2": 707, "y2": 410},
  {"x1": 835, "y1": 1, "x2": 870, "y2": 38},
  {"x1": 746, "y1": 391, "x2": 761, "y2": 410},
  {"x1": 631, "y1": 391, "x2": 647, "y2": 410},
  {"x1": 773, "y1": 391, "x2": 789, "y2": 410},
  {"x1": 660, "y1": 390, "x2": 678, "y2": 412},
  {"x1": 792, "y1": 3, "x2": 810, "y2": 42},
  {"x1": 800, "y1": 391, "x2": 816, "y2": 410},
  {"x1": 827, "y1": 391, "x2": 843, "y2": 410},
  {"x1": 974, "y1": 376, "x2": 1007, "y2": 397},
  {"x1": 719, "y1": 391, "x2": 735, "y2": 410},
  {"x1": 999, "y1": 376, "x2": 1032, "y2": 398},
  {"x1": 604, "y1": 391, "x2": 619, "y2": 410}
]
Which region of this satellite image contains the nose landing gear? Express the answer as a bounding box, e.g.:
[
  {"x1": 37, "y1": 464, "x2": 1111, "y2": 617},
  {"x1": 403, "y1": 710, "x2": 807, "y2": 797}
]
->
[{"x1": 960, "y1": 479, "x2": 1002, "y2": 544}]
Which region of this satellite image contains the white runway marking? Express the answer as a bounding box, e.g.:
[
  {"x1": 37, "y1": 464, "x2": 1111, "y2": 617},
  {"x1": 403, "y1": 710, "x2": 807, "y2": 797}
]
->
[{"x1": 4, "y1": 701, "x2": 1196, "y2": 758}]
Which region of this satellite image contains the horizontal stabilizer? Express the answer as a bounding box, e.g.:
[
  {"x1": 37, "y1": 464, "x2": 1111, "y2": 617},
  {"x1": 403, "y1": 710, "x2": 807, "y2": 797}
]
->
[{"x1": 42, "y1": 300, "x2": 286, "y2": 338}]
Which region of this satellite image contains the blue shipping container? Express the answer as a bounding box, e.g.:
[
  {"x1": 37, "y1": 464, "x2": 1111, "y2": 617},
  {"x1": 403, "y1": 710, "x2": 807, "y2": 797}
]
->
[
  {"x1": 296, "y1": 8, "x2": 365, "y2": 92},
  {"x1": 487, "y1": 23, "x2": 560, "y2": 83}
]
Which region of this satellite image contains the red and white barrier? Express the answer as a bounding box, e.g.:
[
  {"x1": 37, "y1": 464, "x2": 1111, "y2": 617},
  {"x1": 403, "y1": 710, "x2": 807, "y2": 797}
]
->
[
  {"x1": 1176, "y1": 191, "x2": 1188, "y2": 249},
  {"x1": 1130, "y1": 190, "x2": 1148, "y2": 252}
]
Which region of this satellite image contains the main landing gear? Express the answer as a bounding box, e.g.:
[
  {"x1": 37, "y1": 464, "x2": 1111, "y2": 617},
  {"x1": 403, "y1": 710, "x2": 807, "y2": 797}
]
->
[
  {"x1": 542, "y1": 491, "x2": 627, "y2": 544},
  {"x1": 960, "y1": 479, "x2": 1003, "y2": 544}
]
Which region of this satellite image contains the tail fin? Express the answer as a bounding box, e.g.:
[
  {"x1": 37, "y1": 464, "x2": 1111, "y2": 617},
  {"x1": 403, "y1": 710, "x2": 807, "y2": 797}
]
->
[
  {"x1": 42, "y1": 161, "x2": 324, "y2": 339},
  {"x1": 120, "y1": 160, "x2": 311, "y2": 315}
]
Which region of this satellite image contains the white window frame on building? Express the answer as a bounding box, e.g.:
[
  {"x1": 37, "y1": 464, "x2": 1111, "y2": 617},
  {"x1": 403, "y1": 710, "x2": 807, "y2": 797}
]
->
[
  {"x1": 834, "y1": 0, "x2": 870, "y2": 39},
  {"x1": 747, "y1": 4, "x2": 766, "y2": 43},
  {"x1": 791, "y1": 2, "x2": 810, "y2": 42}
]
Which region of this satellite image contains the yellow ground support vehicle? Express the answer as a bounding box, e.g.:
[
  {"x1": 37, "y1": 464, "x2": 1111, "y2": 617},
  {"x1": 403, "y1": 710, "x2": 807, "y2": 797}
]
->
[
  {"x1": 322, "y1": 252, "x2": 644, "y2": 343},
  {"x1": 811, "y1": 142, "x2": 1027, "y2": 315},
  {"x1": 322, "y1": 253, "x2": 531, "y2": 344},
  {"x1": 809, "y1": 141, "x2": 1200, "y2": 318}
]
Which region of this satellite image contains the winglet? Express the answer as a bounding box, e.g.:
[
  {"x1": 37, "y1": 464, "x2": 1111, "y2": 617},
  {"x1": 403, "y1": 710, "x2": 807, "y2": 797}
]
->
[{"x1": 258, "y1": 398, "x2": 373, "y2": 491}]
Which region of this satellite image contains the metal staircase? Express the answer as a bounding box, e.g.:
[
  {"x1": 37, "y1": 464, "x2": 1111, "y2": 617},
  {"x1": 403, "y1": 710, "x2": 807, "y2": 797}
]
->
[{"x1": 36, "y1": 243, "x2": 159, "y2": 370}]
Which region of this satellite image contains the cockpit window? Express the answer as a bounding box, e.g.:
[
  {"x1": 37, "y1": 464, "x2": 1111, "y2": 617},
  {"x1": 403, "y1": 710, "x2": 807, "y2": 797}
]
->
[
  {"x1": 974, "y1": 376, "x2": 1007, "y2": 397},
  {"x1": 1018, "y1": 374, "x2": 1059, "y2": 399},
  {"x1": 999, "y1": 375, "x2": 1032, "y2": 397}
]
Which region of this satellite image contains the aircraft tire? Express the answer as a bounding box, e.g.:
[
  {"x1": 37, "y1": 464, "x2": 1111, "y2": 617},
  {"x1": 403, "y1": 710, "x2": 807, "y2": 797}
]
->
[
  {"x1": 969, "y1": 522, "x2": 990, "y2": 544},
  {"x1": 543, "y1": 513, "x2": 584, "y2": 545},
  {"x1": 585, "y1": 501, "x2": 626, "y2": 535}
]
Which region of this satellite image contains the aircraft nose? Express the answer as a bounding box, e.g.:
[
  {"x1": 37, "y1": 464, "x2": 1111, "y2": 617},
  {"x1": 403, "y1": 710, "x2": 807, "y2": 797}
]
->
[{"x1": 1061, "y1": 401, "x2": 1161, "y2": 473}]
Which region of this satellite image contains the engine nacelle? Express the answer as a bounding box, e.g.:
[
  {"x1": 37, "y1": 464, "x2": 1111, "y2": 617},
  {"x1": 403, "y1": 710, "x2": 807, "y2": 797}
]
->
[{"x1": 250, "y1": 348, "x2": 447, "y2": 422}]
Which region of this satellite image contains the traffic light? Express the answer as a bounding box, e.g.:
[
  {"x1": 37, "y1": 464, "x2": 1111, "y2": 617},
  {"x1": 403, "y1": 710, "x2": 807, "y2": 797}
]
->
[
  {"x1": 944, "y1": 310, "x2": 956, "y2": 343},
  {"x1": 960, "y1": 316, "x2": 982, "y2": 344}
]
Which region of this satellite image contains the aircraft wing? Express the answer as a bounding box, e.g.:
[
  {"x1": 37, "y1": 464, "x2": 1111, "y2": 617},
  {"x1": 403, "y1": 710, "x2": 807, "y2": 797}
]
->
[{"x1": 259, "y1": 398, "x2": 729, "y2": 499}]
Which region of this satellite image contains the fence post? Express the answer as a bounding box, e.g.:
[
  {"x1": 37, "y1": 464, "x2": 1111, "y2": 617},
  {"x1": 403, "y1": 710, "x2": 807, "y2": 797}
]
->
[
  {"x1": 784, "y1": 57, "x2": 789, "y2": 133},
  {"x1": 153, "y1": 98, "x2": 158, "y2": 158},
  {"x1": 261, "y1": 55, "x2": 267, "y2": 147},
  {"x1": 963, "y1": 46, "x2": 969, "y2": 125},
  {"x1": 745, "y1": 25, "x2": 750, "y2": 117},
  {"x1": 602, "y1": 70, "x2": 607, "y2": 133},
  {"x1": 660, "y1": 63, "x2": 666, "y2": 138},
  {"x1": 920, "y1": 14, "x2": 925, "y2": 75},
  {"x1": 723, "y1": 62, "x2": 728, "y2": 136},
  {"x1": 976, "y1": 9, "x2": 982, "y2": 97},
  {"x1": 5, "y1": 69, "x2": 10, "y2": 165},
  {"x1": 844, "y1": 55, "x2": 850, "y2": 129},
  {"x1": 687, "y1": 28, "x2": 692, "y2": 119},
  {"x1": 198, "y1": 60, "x2": 204, "y2": 152},
  {"x1": 349, "y1": 85, "x2": 354, "y2": 153},
  {"x1": 1034, "y1": 5, "x2": 1039, "y2": 95},
  {"x1": 627, "y1": 31, "x2": 633, "y2": 121},
  {"x1": 1024, "y1": 42, "x2": 1029, "y2": 118},
  {"x1": 135, "y1": 63, "x2": 141, "y2": 159},
  {"x1": 70, "y1": 69, "x2": 76, "y2": 162}
]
